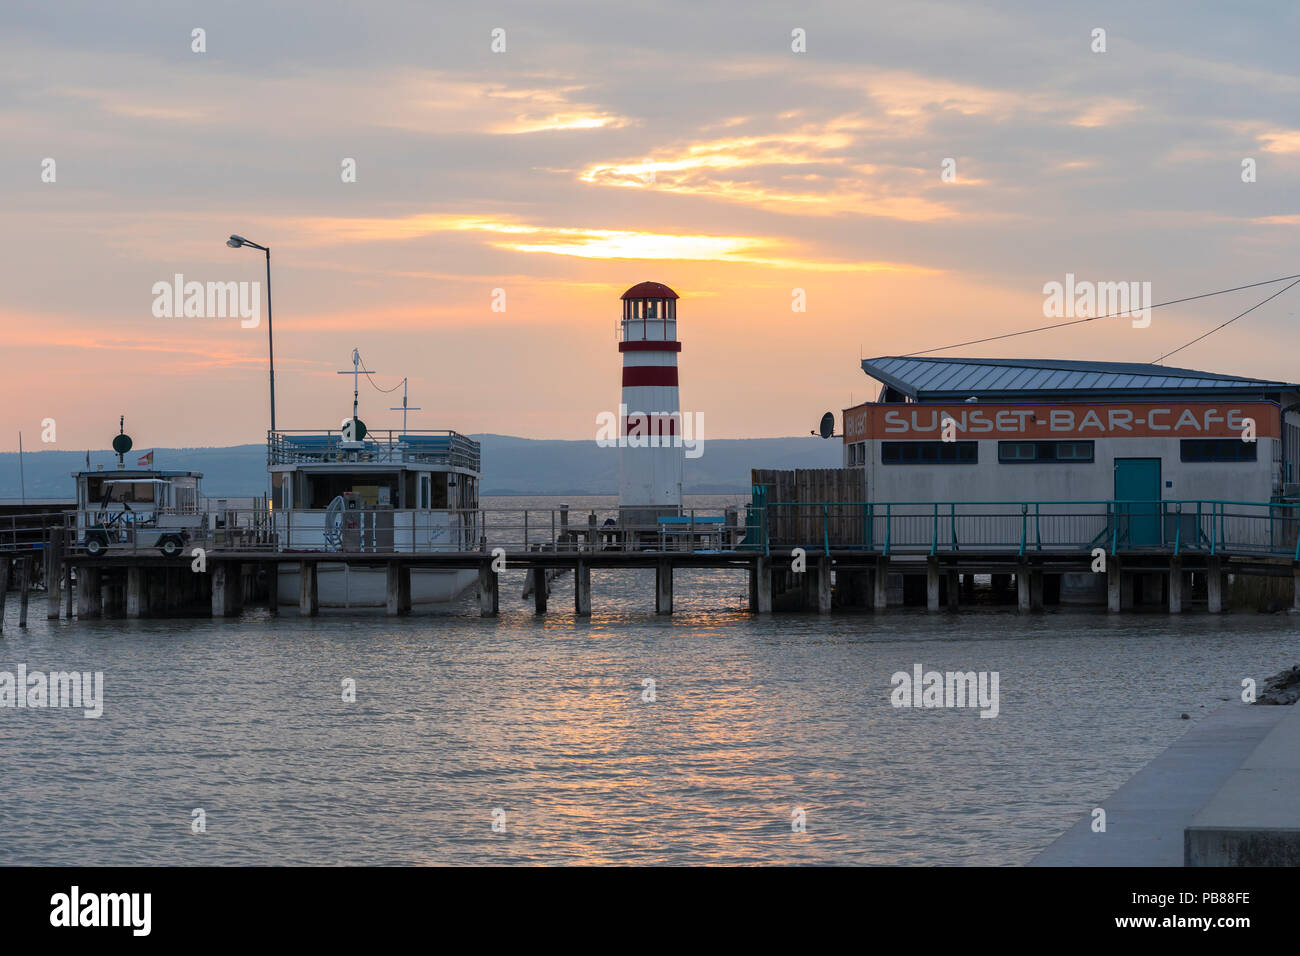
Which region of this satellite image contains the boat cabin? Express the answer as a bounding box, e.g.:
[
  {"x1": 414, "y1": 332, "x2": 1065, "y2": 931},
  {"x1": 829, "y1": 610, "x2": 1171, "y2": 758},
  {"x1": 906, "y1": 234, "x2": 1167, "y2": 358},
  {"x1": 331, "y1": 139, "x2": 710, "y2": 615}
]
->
[{"x1": 268, "y1": 429, "x2": 481, "y2": 553}]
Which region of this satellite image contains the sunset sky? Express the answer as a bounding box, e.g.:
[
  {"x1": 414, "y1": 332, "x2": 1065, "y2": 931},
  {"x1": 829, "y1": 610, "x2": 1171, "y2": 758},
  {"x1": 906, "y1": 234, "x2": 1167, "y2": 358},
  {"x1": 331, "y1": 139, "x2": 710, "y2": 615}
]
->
[{"x1": 3, "y1": 0, "x2": 1298, "y2": 451}]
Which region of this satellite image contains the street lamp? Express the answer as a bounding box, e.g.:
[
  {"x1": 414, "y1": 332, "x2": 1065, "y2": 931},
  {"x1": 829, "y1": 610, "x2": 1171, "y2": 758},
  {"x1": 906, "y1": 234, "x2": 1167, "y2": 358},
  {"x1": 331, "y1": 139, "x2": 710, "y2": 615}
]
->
[{"x1": 226, "y1": 234, "x2": 276, "y2": 433}]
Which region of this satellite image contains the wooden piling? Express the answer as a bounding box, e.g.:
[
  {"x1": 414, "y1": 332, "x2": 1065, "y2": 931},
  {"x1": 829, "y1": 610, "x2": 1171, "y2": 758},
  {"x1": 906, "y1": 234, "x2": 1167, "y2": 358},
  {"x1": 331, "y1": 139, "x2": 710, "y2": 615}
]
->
[
  {"x1": 299, "y1": 561, "x2": 318, "y2": 617},
  {"x1": 871, "y1": 557, "x2": 888, "y2": 610},
  {"x1": 0, "y1": 557, "x2": 9, "y2": 632},
  {"x1": 531, "y1": 567, "x2": 548, "y2": 614},
  {"x1": 926, "y1": 558, "x2": 940, "y2": 612},
  {"x1": 385, "y1": 561, "x2": 411, "y2": 616},
  {"x1": 63, "y1": 554, "x2": 74, "y2": 619},
  {"x1": 99, "y1": 572, "x2": 113, "y2": 617},
  {"x1": 17, "y1": 556, "x2": 31, "y2": 627},
  {"x1": 47, "y1": 529, "x2": 65, "y2": 620},
  {"x1": 1168, "y1": 558, "x2": 1184, "y2": 613},
  {"x1": 262, "y1": 563, "x2": 276, "y2": 615},
  {"x1": 149, "y1": 569, "x2": 166, "y2": 617},
  {"x1": 574, "y1": 560, "x2": 591, "y2": 616},
  {"x1": 127, "y1": 566, "x2": 147, "y2": 618},
  {"x1": 1207, "y1": 556, "x2": 1224, "y2": 613},
  {"x1": 816, "y1": 555, "x2": 832, "y2": 614},
  {"x1": 752, "y1": 556, "x2": 772, "y2": 613},
  {"x1": 655, "y1": 559, "x2": 673, "y2": 614},
  {"x1": 478, "y1": 562, "x2": 499, "y2": 617},
  {"x1": 212, "y1": 563, "x2": 233, "y2": 617},
  {"x1": 1016, "y1": 563, "x2": 1031, "y2": 613},
  {"x1": 75, "y1": 566, "x2": 97, "y2": 619}
]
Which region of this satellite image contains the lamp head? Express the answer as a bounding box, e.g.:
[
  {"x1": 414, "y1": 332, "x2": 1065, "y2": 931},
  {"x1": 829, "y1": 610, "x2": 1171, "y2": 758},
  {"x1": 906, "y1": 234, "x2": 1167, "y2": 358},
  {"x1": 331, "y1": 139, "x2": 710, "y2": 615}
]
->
[{"x1": 227, "y1": 235, "x2": 246, "y2": 248}]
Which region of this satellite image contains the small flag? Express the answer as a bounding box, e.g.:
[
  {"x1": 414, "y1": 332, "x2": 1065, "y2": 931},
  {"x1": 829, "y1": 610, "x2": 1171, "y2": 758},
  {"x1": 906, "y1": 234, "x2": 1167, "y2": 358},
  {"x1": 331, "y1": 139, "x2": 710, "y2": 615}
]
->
[{"x1": 137, "y1": 450, "x2": 154, "y2": 467}]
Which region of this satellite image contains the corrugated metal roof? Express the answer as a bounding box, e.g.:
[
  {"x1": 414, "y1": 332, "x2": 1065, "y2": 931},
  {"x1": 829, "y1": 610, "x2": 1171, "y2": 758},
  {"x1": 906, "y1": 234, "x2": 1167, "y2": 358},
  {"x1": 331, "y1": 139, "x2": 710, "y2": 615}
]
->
[{"x1": 861, "y1": 357, "x2": 1295, "y2": 400}]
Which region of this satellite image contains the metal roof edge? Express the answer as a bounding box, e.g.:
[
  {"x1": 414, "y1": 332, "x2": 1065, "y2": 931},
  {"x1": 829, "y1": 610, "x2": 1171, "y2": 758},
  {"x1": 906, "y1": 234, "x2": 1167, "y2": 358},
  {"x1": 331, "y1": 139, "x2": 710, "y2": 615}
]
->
[
  {"x1": 859, "y1": 358, "x2": 919, "y2": 398},
  {"x1": 860, "y1": 356, "x2": 1297, "y2": 393}
]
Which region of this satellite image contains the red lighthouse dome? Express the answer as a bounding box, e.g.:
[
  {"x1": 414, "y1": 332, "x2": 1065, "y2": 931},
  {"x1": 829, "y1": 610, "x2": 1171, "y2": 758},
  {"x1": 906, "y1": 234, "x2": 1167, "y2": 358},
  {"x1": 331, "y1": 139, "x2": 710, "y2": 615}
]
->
[{"x1": 621, "y1": 281, "x2": 678, "y2": 300}]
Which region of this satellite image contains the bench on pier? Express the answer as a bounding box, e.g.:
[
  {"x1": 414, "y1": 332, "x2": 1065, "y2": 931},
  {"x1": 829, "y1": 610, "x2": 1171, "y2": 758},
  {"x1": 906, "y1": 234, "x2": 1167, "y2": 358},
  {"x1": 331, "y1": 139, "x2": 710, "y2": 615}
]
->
[{"x1": 657, "y1": 515, "x2": 728, "y2": 551}]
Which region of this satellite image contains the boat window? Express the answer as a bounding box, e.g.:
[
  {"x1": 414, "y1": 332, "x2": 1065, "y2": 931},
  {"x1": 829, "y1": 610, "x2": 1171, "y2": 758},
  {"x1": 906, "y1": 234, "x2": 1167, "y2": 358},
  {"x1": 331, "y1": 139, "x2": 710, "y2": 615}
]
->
[
  {"x1": 86, "y1": 477, "x2": 158, "y2": 503},
  {"x1": 420, "y1": 474, "x2": 430, "y2": 509},
  {"x1": 430, "y1": 476, "x2": 448, "y2": 509},
  {"x1": 306, "y1": 473, "x2": 400, "y2": 508}
]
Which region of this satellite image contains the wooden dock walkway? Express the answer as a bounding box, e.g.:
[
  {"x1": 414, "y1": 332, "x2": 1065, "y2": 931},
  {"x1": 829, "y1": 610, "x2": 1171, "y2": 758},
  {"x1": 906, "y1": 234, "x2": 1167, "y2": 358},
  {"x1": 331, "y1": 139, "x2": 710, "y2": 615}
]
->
[{"x1": 2, "y1": 500, "x2": 1299, "y2": 622}]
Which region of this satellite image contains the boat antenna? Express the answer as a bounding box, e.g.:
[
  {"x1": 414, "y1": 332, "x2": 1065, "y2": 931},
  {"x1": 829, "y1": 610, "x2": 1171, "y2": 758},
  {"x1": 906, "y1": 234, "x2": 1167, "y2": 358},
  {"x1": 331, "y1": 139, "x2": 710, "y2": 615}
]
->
[
  {"x1": 389, "y1": 378, "x2": 421, "y2": 434},
  {"x1": 336, "y1": 348, "x2": 374, "y2": 424}
]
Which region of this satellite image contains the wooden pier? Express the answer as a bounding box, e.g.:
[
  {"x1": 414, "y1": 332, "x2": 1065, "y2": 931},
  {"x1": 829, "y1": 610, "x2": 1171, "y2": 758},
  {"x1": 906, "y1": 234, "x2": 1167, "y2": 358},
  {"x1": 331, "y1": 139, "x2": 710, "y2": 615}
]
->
[
  {"x1": 0, "y1": 546, "x2": 1295, "y2": 623},
  {"x1": 3, "y1": 499, "x2": 1300, "y2": 623}
]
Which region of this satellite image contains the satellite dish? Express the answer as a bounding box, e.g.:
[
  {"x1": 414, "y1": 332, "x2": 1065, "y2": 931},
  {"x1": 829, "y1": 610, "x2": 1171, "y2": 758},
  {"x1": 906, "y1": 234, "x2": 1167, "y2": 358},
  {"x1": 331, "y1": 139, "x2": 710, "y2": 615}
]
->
[
  {"x1": 341, "y1": 418, "x2": 367, "y2": 442},
  {"x1": 112, "y1": 433, "x2": 133, "y2": 455},
  {"x1": 818, "y1": 412, "x2": 835, "y2": 439}
]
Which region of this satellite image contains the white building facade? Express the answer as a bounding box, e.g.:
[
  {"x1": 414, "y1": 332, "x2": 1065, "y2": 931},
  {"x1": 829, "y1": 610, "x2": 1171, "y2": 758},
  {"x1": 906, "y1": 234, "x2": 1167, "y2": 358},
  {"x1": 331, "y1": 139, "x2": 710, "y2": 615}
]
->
[{"x1": 840, "y1": 357, "x2": 1300, "y2": 551}]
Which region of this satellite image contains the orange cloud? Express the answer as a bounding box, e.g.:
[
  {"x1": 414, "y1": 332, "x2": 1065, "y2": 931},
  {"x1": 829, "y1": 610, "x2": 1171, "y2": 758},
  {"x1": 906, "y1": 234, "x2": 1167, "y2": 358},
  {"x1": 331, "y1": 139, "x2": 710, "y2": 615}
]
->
[
  {"x1": 280, "y1": 212, "x2": 934, "y2": 273},
  {"x1": 1257, "y1": 130, "x2": 1300, "y2": 154},
  {"x1": 580, "y1": 125, "x2": 958, "y2": 220}
]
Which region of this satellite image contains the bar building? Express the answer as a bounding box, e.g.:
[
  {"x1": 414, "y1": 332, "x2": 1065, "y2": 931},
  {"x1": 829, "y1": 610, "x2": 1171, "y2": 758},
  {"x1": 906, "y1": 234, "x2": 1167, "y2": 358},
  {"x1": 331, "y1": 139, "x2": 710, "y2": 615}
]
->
[{"x1": 843, "y1": 357, "x2": 1300, "y2": 512}]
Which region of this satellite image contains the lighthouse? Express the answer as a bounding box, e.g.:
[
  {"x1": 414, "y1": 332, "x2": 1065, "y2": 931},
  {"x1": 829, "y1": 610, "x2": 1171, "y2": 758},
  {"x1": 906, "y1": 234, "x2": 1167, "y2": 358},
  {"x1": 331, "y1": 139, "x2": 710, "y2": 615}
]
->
[{"x1": 618, "y1": 281, "x2": 684, "y2": 527}]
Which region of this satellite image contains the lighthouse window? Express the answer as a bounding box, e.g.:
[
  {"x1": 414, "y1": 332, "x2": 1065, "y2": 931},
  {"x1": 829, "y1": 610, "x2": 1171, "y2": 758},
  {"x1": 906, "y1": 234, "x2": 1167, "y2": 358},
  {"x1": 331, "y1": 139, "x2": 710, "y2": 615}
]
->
[{"x1": 881, "y1": 441, "x2": 977, "y2": 464}]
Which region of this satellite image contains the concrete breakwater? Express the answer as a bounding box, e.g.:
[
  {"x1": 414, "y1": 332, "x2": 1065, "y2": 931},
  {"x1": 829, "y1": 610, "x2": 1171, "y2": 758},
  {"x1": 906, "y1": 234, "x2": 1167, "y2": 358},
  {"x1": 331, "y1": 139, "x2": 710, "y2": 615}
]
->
[{"x1": 1034, "y1": 684, "x2": 1300, "y2": 867}]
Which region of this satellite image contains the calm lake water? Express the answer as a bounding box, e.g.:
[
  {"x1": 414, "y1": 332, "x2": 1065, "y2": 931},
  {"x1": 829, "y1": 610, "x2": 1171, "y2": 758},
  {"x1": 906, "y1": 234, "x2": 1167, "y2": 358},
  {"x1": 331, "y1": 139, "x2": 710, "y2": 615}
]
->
[{"x1": 1, "y1": 495, "x2": 1296, "y2": 865}]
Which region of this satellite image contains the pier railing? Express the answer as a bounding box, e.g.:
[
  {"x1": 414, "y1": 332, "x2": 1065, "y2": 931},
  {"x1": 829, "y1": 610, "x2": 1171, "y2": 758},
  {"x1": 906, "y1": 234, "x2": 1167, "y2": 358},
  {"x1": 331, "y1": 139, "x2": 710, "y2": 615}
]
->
[
  {"x1": 0, "y1": 507, "x2": 751, "y2": 556},
  {"x1": 1, "y1": 500, "x2": 1296, "y2": 560},
  {"x1": 762, "y1": 499, "x2": 1300, "y2": 559},
  {"x1": 267, "y1": 429, "x2": 480, "y2": 471}
]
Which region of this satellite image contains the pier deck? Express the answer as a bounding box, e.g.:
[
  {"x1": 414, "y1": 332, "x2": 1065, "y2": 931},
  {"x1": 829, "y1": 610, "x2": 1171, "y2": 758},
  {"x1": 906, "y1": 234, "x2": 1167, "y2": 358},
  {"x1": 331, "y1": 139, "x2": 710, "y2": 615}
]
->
[{"x1": 1, "y1": 498, "x2": 1299, "y2": 620}]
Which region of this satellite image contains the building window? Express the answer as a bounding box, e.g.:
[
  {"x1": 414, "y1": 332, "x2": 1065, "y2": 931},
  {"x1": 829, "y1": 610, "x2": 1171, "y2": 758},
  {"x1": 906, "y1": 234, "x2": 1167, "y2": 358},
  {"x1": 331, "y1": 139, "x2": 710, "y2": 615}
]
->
[
  {"x1": 998, "y1": 440, "x2": 1095, "y2": 463},
  {"x1": 881, "y1": 441, "x2": 977, "y2": 464},
  {"x1": 1180, "y1": 439, "x2": 1257, "y2": 462}
]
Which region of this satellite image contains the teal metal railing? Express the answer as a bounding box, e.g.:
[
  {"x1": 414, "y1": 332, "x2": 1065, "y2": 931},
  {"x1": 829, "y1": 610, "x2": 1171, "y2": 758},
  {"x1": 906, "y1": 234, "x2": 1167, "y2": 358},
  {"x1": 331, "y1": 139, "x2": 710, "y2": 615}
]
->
[{"x1": 759, "y1": 499, "x2": 1300, "y2": 557}]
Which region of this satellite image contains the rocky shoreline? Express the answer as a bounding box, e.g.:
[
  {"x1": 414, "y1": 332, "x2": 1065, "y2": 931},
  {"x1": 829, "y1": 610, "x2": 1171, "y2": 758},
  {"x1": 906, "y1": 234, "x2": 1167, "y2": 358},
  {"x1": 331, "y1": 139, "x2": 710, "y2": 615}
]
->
[{"x1": 1256, "y1": 665, "x2": 1300, "y2": 705}]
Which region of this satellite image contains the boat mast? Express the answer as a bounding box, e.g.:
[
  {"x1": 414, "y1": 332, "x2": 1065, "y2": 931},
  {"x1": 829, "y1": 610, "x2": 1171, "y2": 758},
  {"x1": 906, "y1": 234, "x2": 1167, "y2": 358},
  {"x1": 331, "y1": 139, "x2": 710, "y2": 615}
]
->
[
  {"x1": 336, "y1": 348, "x2": 374, "y2": 428},
  {"x1": 389, "y1": 378, "x2": 421, "y2": 434}
]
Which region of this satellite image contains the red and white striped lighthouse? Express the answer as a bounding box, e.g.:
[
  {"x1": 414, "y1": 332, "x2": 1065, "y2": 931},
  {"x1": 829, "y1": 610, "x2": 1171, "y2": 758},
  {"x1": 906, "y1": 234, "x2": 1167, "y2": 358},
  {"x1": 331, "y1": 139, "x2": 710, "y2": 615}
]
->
[{"x1": 618, "y1": 281, "x2": 684, "y2": 525}]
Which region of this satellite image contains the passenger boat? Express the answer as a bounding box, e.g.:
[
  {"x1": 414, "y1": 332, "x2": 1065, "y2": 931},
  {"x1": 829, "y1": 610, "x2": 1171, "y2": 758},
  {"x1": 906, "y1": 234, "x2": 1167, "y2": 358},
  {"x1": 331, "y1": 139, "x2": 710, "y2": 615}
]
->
[{"x1": 268, "y1": 351, "x2": 481, "y2": 608}]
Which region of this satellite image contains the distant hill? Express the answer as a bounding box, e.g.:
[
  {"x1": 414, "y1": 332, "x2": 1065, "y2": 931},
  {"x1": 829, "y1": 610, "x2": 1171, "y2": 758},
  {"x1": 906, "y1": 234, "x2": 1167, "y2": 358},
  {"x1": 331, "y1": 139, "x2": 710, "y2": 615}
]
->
[{"x1": 0, "y1": 435, "x2": 842, "y2": 498}]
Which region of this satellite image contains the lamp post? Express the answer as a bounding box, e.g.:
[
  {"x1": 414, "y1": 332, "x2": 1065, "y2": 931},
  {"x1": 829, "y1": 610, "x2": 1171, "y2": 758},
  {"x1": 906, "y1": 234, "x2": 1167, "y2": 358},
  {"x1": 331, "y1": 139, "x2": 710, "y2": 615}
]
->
[{"x1": 226, "y1": 234, "x2": 276, "y2": 433}]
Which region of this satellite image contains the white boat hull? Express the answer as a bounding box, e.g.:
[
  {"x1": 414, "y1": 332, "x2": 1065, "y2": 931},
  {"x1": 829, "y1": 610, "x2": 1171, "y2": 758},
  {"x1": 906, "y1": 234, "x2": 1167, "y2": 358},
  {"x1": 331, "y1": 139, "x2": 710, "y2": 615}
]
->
[{"x1": 277, "y1": 563, "x2": 477, "y2": 608}]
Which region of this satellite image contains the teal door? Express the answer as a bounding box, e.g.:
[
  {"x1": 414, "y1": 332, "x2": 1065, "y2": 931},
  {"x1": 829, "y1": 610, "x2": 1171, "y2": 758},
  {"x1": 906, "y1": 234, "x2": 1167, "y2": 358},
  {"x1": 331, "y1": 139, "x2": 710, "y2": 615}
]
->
[{"x1": 1114, "y1": 458, "x2": 1162, "y2": 547}]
